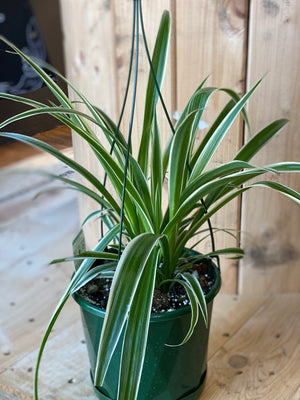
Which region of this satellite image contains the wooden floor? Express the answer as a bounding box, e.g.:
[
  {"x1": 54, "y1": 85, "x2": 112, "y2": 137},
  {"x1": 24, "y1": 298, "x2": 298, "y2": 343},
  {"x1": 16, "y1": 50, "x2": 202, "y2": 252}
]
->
[{"x1": 0, "y1": 129, "x2": 299, "y2": 400}]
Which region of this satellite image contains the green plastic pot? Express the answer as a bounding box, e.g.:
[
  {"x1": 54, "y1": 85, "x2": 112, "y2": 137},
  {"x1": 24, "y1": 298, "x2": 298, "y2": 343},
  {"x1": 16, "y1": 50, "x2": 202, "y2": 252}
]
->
[{"x1": 73, "y1": 257, "x2": 221, "y2": 400}]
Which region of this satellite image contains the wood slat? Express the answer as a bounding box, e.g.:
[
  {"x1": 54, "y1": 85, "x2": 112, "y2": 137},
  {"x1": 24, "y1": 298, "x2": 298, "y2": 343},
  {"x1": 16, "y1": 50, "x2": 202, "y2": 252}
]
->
[
  {"x1": 208, "y1": 295, "x2": 265, "y2": 359},
  {"x1": 113, "y1": 0, "x2": 174, "y2": 215},
  {"x1": 239, "y1": 1, "x2": 300, "y2": 294},
  {"x1": 0, "y1": 320, "x2": 93, "y2": 400},
  {"x1": 60, "y1": 0, "x2": 174, "y2": 249},
  {"x1": 58, "y1": 0, "x2": 299, "y2": 295},
  {"x1": 113, "y1": 0, "x2": 174, "y2": 148},
  {"x1": 0, "y1": 158, "x2": 79, "y2": 373},
  {"x1": 175, "y1": 1, "x2": 248, "y2": 293},
  {"x1": 204, "y1": 294, "x2": 300, "y2": 399},
  {"x1": 0, "y1": 171, "x2": 298, "y2": 399},
  {"x1": 59, "y1": 0, "x2": 119, "y2": 249}
]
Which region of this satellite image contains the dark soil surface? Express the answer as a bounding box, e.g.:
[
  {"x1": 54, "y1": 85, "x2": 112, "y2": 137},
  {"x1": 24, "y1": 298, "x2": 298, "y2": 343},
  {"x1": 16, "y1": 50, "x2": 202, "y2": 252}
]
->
[{"x1": 77, "y1": 260, "x2": 215, "y2": 314}]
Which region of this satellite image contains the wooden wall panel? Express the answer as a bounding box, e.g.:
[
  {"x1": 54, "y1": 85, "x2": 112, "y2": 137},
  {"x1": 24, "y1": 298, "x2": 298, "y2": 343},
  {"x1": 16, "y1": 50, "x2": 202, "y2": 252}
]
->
[
  {"x1": 113, "y1": 0, "x2": 174, "y2": 215},
  {"x1": 59, "y1": 0, "x2": 299, "y2": 294},
  {"x1": 239, "y1": 0, "x2": 300, "y2": 294},
  {"x1": 175, "y1": 1, "x2": 248, "y2": 293},
  {"x1": 60, "y1": 0, "x2": 118, "y2": 248},
  {"x1": 113, "y1": 0, "x2": 174, "y2": 152},
  {"x1": 60, "y1": 0, "x2": 173, "y2": 248}
]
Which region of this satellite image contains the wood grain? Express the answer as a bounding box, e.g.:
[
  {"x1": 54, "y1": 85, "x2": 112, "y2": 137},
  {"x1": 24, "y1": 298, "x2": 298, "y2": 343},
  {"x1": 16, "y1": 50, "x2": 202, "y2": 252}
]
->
[
  {"x1": 59, "y1": 0, "x2": 119, "y2": 249},
  {"x1": 0, "y1": 163, "x2": 298, "y2": 399},
  {"x1": 0, "y1": 157, "x2": 79, "y2": 375},
  {"x1": 59, "y1": 1, "x2": 249, "y2": 292},
  {"x1": 58, "y1": 0, "x2": 299, "y2": 294},
  {"x1": 175, "y1": 1, "x2": 248, "y2": 293},
  {"x1": 204, "y1": 294, "x2": 300, "y2": 400},
  {"x1": 208, "y1": 295, "x2": 265, "y2": 359},
  {"x1": 113, "y1": 0, "x2": 174, "y2": 215},
  {"x1": 239, "y1": 0, "x2": 300, "y2": 294},
  {"x1": 59, "y1": 0, "x2": 175, "y2": 249}
]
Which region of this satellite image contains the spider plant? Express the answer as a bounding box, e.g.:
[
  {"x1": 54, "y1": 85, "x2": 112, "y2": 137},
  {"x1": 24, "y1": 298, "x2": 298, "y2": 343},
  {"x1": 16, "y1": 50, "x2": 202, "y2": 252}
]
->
[{"x1": 0, "y1": 3, "x2": 299, "y2": 400}]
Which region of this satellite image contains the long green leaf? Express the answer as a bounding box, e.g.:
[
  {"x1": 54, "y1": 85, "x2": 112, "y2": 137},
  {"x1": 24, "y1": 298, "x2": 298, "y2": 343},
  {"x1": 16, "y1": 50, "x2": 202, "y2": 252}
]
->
[
  {"x1": 0, "y1": 36, "x2": 94, "y2": 136},
  {"x1": 189, "y1": 80, "x2": 262, "y2": 181},
  {"x1": 0, "y1": 132, "x2": 106, "y2": 192},
  {"x1": 181, "y1": 160, "x2": 263, "y2": 202},
  {"x1": 34, "y1": 224, "x2": 120, "y2": 400},
  {"x1": 138, "y1": 10, "x2": 171, "y2": 174},
  {"x1": 204, "y1": 162, "x2": 300, "y2": 210},
  {"x1": 175, "y1": 187, "x2": 250, "y2": 257},
  {"x1": 164, "y1": 166, "x2": 278, "y2": 238},
  {"x1": 176, "y1": 175, "x2": 300, "y2": 256},
  {"x1": 267, "y1": 162, "x2": 300, "y2": 172},
  {"x1": 1, "y1": 118, "x2": 153, "y2": 234},
  {"x1": 0, "y1": 105, "x2": 98, "y2": 130},
  {"x1": 157, "y1": 234, "x2": 171, "y2": 279},
  {"x1": 0, "y1": 36, "x2": 85, "y2": 127},
  {"x1": 190, "y1": 99, "x2": 236, "y2": 169},
  {"x1": 176, "y1": 87, "x2": 218, "y2": 163},
  {"x1": 0, "y1": 92, "x2": 47, "y2": 108},
  {"x1": 182, "y1": 272, "x2": 208, "y2": 326},
  {"x1": 28, "y1": 56, "x2": 130, "y2": 153},
  {"x1": 251, "y1": 181, "x2": 300, "y2": 204},
  {"x1": 0, "y1": 132, "x2": 124, "y2": 215},
  {"x1": 118, "y1": 251, "x2": 158, "y2": 400},
  {"x1": 169, "y1": 111, "x2": 197, "y2": 218},
  {"x1": 161, "y1": 273, "x2": 206, "y2": 347},
  {"x1": 174, "y1": 77, "x2": 210, "y2": 128},
  {"x1": 81, "y1": 209, "x2": 115, "y2": 229},
  {"x1": 161, "y1": 77, "x2": 209, "y2": 175},
  {"x1": 206, "y1": 248, "x2": 244, "y2": 258},
  {"x1": 95, "y1": 233, "x2": 162, "y2": 387},
  {"x1": 0, "y1": 103, "x2": 128, "y2": 175},
  {"x1": 72, "y1": 264, "x2": 117, "y2": 293},
  {"x1": 50, "y1": 251, "x2": 119, "y2": 265},
  {"x1": 169, "y1": 277, "x2": 199, "y2": 346},
  {"x1": 234, "y1": 119, "x2": 289, "y2": 161},
  {"x1": 151, "y1": 114, "x2": 163, "y2": 231}
]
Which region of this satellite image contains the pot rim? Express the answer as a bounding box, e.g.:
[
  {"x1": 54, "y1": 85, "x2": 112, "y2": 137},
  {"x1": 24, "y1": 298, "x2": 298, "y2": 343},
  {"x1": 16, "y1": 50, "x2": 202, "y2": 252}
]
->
[{"x1": 73, "y1": 255, "x2": 221, "y2": 322}]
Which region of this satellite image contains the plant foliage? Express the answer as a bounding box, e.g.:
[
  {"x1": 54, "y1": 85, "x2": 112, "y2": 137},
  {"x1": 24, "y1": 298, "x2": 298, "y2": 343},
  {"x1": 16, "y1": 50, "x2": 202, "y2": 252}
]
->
[{"x1": 0, "y1": 4, "x2": 299, "y2": 400}]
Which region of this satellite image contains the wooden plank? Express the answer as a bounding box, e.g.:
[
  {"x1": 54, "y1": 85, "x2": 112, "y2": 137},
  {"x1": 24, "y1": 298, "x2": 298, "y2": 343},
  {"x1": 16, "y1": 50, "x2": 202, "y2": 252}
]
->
[
  {"x1": 239, "y1": 1, "x2": 300, "y2": 294},
  {"x1": 0, "y1": 149, "x2": 74, "y2": 224},
  {"x1": 60, "y1": 1, "x2": 175, "y2": 248},
  {"x1": 115, "y1": 0, "x2": 175, "y2": 216},
  {"x1": 113, "y1": 0, "x2": 174, "y2": 148},
  {"x1": 0, "y1": 155, "x2": 86, "y2": 399},
  {"x1": 59, "y1": 0, "x2": 118, "y2": 249},
  {"x1": 1, "y1": 141, "x2": 298, "y2": 399},
  {"x1": 0, "y1": 320, "x2": 94, "y2": 400},
  {"x1": 175, "y1": 1, "x2": 248, "y2": 293},
  {"x1": 113, "y1": 0, "x2": 174, "y2": 213},
  {"x1": 204, "y1": 294, "x2": 300, "y2": 399},
  {"x1": 0, "y1": 157, "x2": 79, "y2": 372},
  {"x1": 208, "y1": 295, "x2": 266, "y2": 359}
]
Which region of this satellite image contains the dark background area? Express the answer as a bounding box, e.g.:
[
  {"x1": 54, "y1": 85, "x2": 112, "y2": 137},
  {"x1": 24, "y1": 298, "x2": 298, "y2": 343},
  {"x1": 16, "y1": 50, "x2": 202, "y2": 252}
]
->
[{"x1": 0, "y1": 0, "x2": 65, "y2": 143}]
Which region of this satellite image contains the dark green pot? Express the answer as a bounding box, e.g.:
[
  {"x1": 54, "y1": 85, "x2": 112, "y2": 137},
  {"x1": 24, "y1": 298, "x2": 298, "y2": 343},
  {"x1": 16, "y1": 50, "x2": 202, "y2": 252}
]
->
[{"x1": 73, "y1": 257, "x2": 221, "y2": 400}]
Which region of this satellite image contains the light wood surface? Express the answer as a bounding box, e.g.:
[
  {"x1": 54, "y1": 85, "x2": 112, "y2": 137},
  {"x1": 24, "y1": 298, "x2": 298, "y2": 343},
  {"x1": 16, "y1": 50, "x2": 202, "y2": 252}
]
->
[
  {"x1": 59, "y1": 1, "x2": 300, "y2": 294},
  {"x1": 0, "y1": 150, "x2": 299, "y2": 399},
  {"x1": 239, "y1": 0, "x2": 300, "y2": 294},
  {"x1": 59, "y1": 0, "x2": 175, "y2": 250},
  {"x1": 59, "y1": 0, "x2": 119, "y2": 249},
  {"x1": 175, "y1": 0, "x2": 248, "y2": 298}
]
